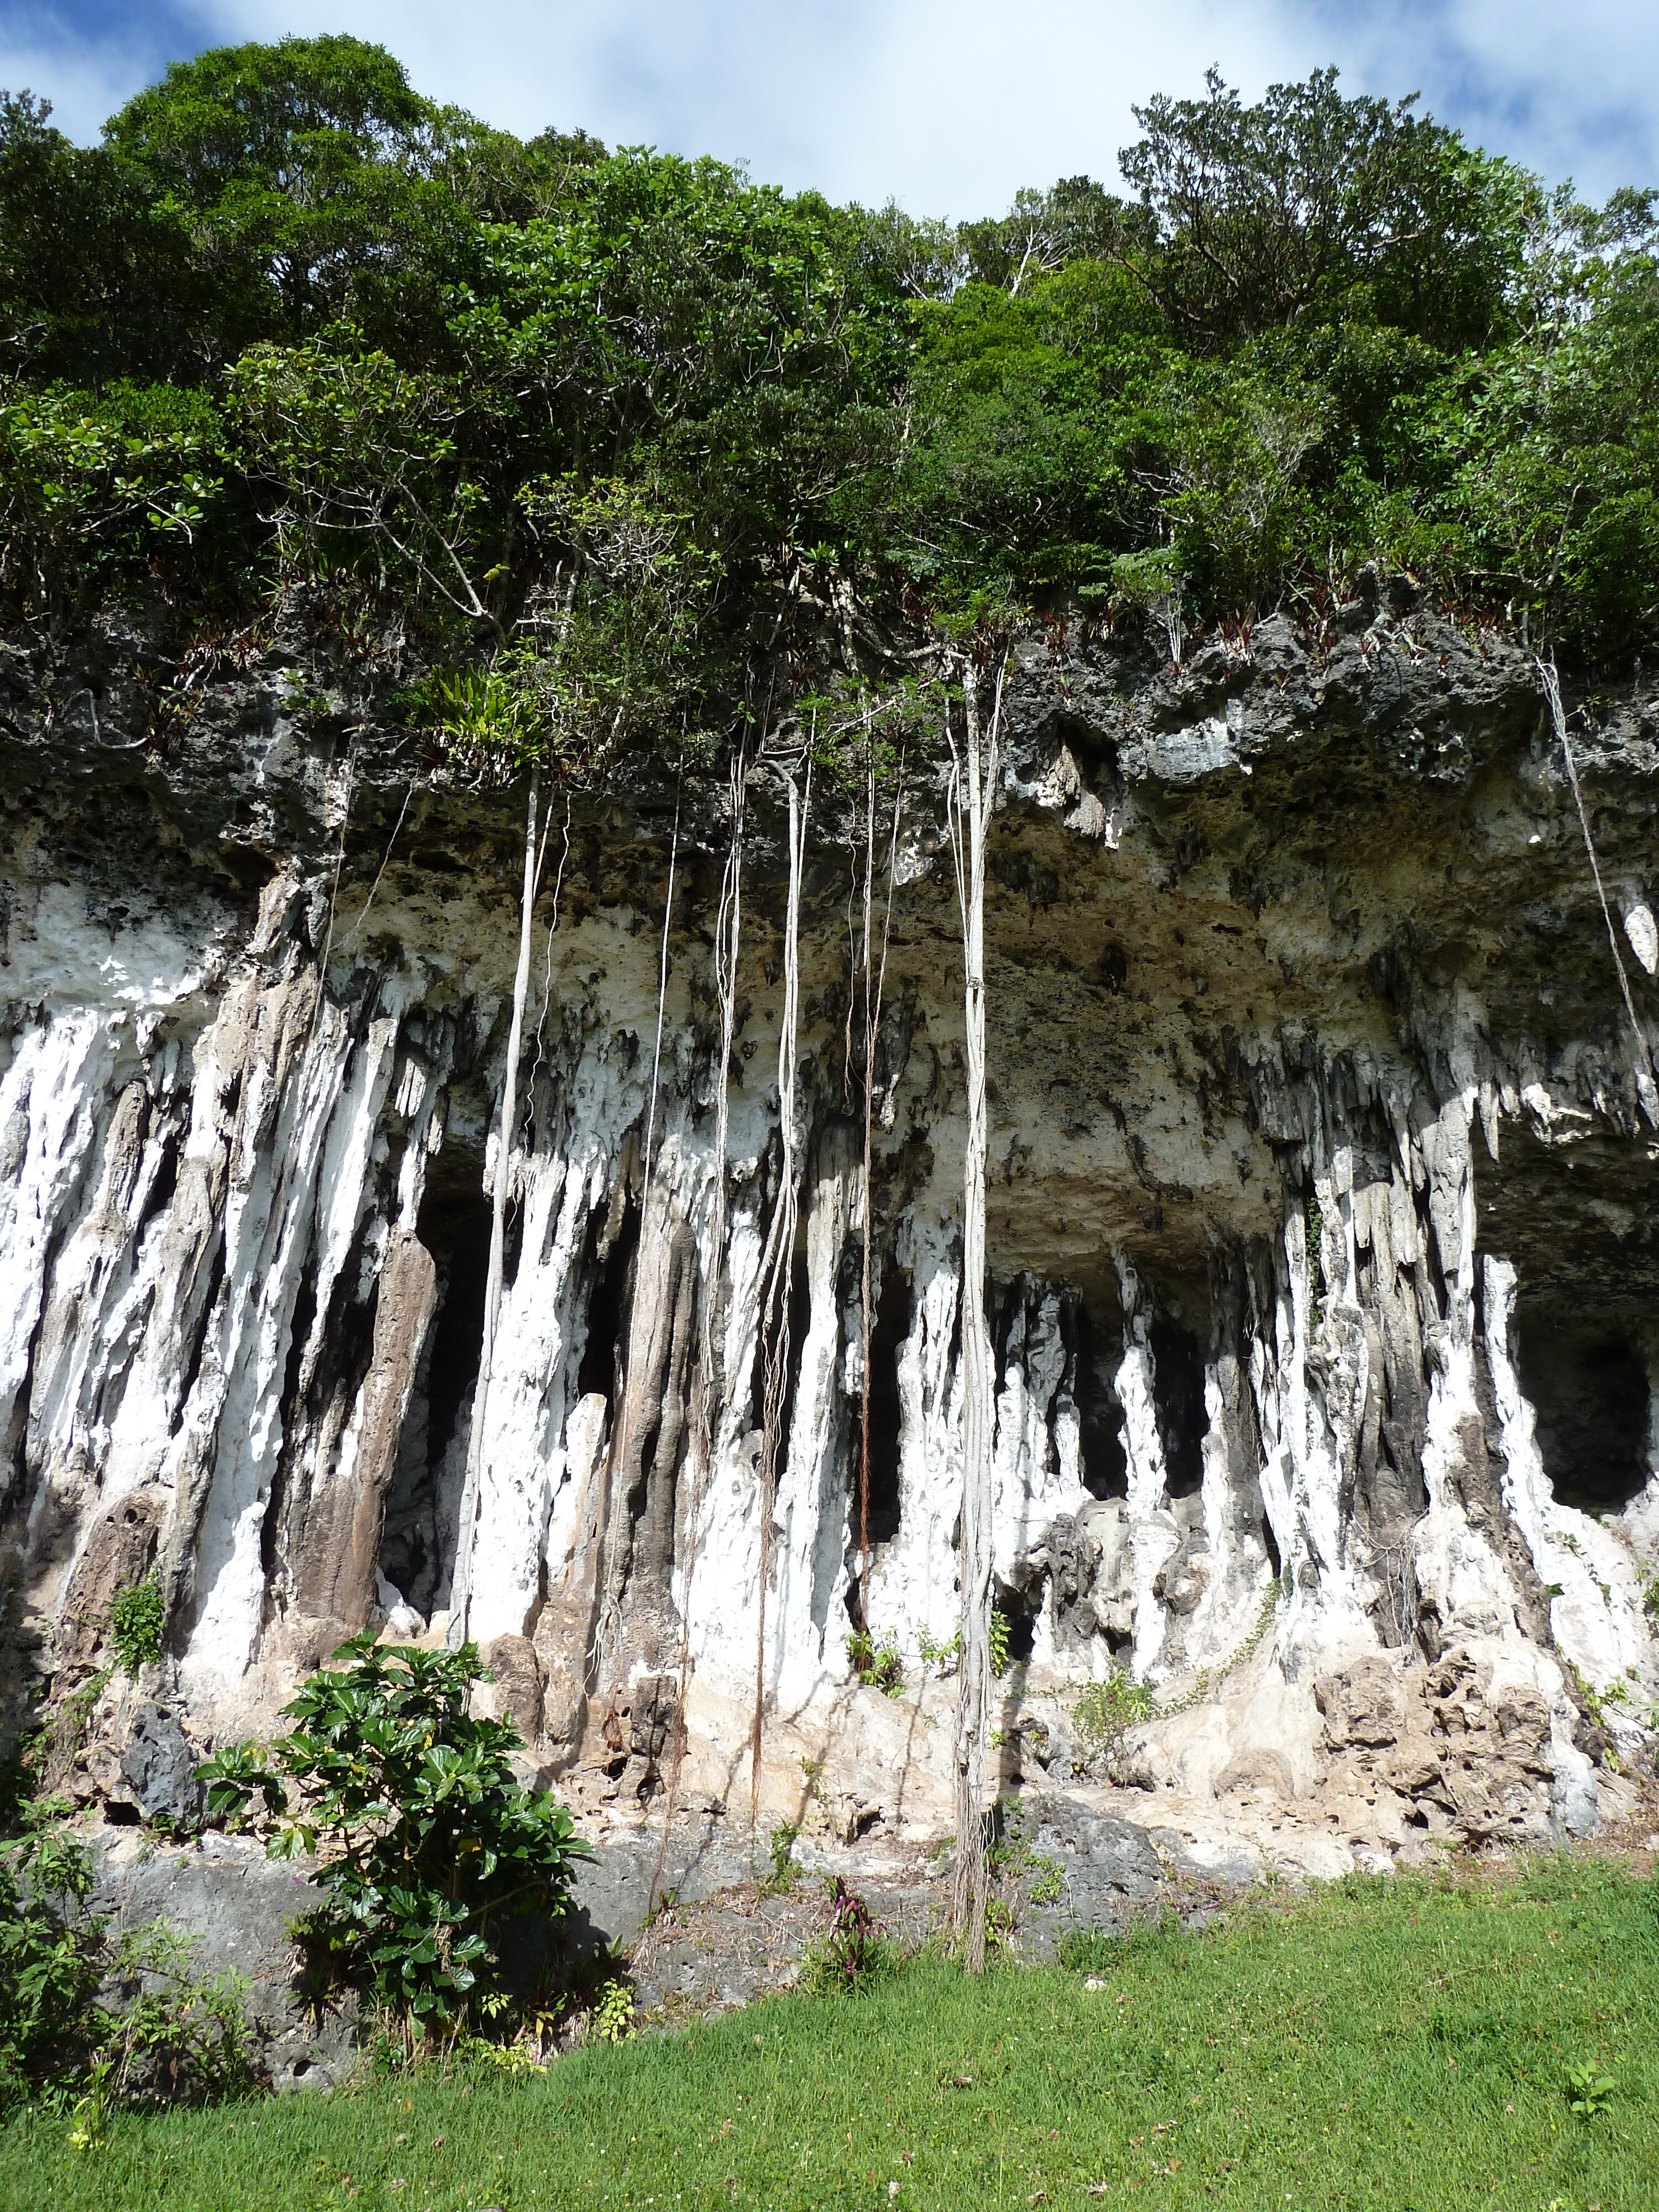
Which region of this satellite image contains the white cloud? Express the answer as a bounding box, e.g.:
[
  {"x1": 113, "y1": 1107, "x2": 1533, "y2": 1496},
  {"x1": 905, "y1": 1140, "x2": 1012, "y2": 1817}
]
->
[
  {"x1": 0, "y1": 16, "x2": 178, "y2": 142},
  {"x1": 9, "y1": 0, "x2": 1658, "y2": 207}
]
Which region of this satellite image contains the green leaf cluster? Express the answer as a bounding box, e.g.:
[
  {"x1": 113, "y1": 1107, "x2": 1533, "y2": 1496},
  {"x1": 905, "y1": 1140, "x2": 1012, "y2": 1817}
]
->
[{"x1": 196, "y1": 1635, "x2": 593, "y2": 2038}]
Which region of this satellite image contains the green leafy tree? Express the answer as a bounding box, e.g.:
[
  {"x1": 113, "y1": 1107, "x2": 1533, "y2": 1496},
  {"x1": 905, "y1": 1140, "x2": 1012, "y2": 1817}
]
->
[
  {"x1": 105, "y1": 37, "x2": 439, "y2": 341},
  {"x1": 1119, "y1": 66, "x2": 1536, "y2": 351},
  {"x1": 0, "y1": 92, "x2": 205, "y2": 383},
  {"x1": 198, "y1": 1637, "x2": 593, "y2": 2036}
]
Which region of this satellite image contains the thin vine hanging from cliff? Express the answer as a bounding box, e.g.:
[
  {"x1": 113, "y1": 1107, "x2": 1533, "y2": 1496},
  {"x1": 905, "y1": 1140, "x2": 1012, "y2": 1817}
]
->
[
  {"x1": 651, "y1": 740, "x2": 747, "y2": 1908},
  {"x1": 1537, "y1": 656, "x2": 1659, "y2": 1128},
  {"x1": 450, "y1": 755, "x2": 543, "y2": 1642},
  {"x1": 749, "y1": 753, "x2": 811, "y2": 1843}
]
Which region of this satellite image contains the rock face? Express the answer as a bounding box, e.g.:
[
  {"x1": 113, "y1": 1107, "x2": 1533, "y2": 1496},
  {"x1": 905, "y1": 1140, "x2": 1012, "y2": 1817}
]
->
[{"x1": 2, "y1": 596, "x2": 1657, "y2": 1870}]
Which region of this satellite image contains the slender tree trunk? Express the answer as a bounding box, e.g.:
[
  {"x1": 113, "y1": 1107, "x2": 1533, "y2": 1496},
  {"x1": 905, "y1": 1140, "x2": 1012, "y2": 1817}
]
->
[
  {"x1": 950, "y1": 662, "x2": 1002, "y2": 1970},
  {"x1": 453, "y1": 759, "x2": 541, "y2": 1641},
  {"x1": 750, "y1": 760, "x2": 810, "y2": 1838}
]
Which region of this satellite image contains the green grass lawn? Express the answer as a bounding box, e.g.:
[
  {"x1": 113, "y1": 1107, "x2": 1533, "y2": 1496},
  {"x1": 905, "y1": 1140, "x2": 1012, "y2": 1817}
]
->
[{"x1": 2, "y1": 1856, "x2": 1653, "y2": 2212}]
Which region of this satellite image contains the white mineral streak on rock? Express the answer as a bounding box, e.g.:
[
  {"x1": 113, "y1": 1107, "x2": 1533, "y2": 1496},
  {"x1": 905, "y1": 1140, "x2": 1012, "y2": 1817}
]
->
[
  {"x1": 1114, "y1": 1256, "x2": 1177, "y2": 1678},
  {"x1": 462, "y1": 1020, "x2": 654, "y2": 1650},
  {"x1": 2, "y1": 887, "x2": 225, "y2": 1567},
  {"x1": 1623, "y1": 901, "x2": 1658, "y2": 977},
  {"x1": 769, "y1": 1123, "x2": 856, "y2": 1705},
  {"x1": 1411, "y1": 1096, "x2": 1522, "y2": 1639},
  {"x1": 450, "y1": 1130, "x2": 589, "y2": 1647},
  {"x1": 180, "y1": 972, "x2": 404, "y2": 1686},
  {"x1": 2, "y1": 1012, "x2": 123, "y2": 1513},
  {"x1": 990, "y1": 1282, "x2": 1087, "y2": 1667},
  {"x1": 681, "y1": 1152, "x2": 769, "y2": 1686},
  {"x1": 866, "y1": 1215, "x2": 963, "y2": 1661}
]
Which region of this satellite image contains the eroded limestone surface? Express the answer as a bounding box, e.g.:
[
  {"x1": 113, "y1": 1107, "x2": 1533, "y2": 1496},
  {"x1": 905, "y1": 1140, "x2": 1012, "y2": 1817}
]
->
[{"x1": 2, "y1": 594, "x2": 1657, "y2": 1875}]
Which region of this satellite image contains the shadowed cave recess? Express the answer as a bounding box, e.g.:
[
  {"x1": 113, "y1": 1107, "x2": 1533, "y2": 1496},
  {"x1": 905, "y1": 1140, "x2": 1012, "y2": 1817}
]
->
[{"x1": 3, "y1": 603, "x2": 1658, "y2": 1867}]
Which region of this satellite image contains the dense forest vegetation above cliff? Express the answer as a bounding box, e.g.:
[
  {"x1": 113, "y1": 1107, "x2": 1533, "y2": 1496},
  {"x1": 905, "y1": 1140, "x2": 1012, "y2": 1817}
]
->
[{"x1": 4, "y1": 33, "x2": 1659, "y2": 771}]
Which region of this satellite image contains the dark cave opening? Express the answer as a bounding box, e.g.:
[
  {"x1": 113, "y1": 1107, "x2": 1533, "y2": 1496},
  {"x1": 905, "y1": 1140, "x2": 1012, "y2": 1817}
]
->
[
  {"x1": 1513, "y1": 1313, "x2": 1651, "y2": 1512},
  {"x1": 746, "y1": 1235, "x2": 816, "y2": 1478},
  {"x1": 418, "y1": 1152, "x2": 492, "y2": 1478},
  {"x1": 862, "y1": 1267, "x2": 910, "y2": 1547},
  {"x1": 577, "y1": 1194, "x2": 640, "y2": 1408},
  {"x1": 994, "y1": 1578, "x2": 1039, "y2": 1666},
  {"x1": 1261, "y1": 1512, "x2": 1283, "y2": 1579},
  {"x1": 1068, "y1": 1302, "x2": 1129, "y2": 1500},
  {"x1": 1152, "y1": 1319, "x2": 1206, "y2": 1499},
  {"x1": 378, "y1": 1145, "x2": 491, "y2": 1611}
]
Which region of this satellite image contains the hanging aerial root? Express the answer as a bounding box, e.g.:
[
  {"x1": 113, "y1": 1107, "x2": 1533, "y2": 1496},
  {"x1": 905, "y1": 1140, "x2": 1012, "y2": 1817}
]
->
[
  {"x1": 650, "y1": 742, "x2": 747, "y2": 1910},
  {"x1": 1538, "y1": 656, "x2": 1659, "y2": 1126},
  {"x1": 749, "y1": 756, "x2": 811, "y2": 1846},
  {"x1": 452, "y1": 759, "x2": 544, "y2": 1640}
]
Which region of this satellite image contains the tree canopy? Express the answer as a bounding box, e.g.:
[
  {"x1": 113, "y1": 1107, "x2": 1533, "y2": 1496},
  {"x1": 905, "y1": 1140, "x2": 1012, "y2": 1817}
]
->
[{"x1": 5, "y1": 36, "x2": 1659, "y2": 731}]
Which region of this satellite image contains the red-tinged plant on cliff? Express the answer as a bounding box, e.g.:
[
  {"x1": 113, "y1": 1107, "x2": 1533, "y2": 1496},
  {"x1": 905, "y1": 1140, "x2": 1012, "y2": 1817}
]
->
[{"x1": 197, "y1": 1635, "x2": 592, "y2": 2040}]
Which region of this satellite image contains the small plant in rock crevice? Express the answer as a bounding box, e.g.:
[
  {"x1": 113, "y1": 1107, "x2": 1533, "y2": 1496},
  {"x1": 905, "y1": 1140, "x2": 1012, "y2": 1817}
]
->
[
  {"x1": 845, "y1": 1627, "x2": 905, "y2": 1697},
  {"x1": 915, "y1": 1624, "x2": 961, "y2": 1674},
  {"x1": 1, "y1": 1796, "x2": 253, "y2": 2118},
  {"x1": 108, "y1": 1574, "x2": 165, "y2": 1674},
  {"x1": 761, "y1": 1823, "x2": 802, "y2": 1894},
  {"x1": 1073, "y1": 1663, "x2": 1156, "y2": 1776},
  {"x1": 987, "y1": 1801, "x2": 1066, "y2": 1908}
]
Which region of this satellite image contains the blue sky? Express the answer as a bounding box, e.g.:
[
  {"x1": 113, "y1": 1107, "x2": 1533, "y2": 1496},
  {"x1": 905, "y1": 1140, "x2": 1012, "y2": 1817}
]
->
[{"x1": 5, "y1": 0, "x2": 1657, "y2": 215}]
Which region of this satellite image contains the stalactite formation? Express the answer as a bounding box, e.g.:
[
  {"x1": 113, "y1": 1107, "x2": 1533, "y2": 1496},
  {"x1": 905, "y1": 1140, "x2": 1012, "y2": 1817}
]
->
[{"x1": 4, "y1": 604, "x2": 1658, "y2": 1871}]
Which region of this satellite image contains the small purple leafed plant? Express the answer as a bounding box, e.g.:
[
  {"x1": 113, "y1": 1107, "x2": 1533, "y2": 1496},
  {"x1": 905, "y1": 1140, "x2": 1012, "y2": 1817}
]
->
[{"x1": 806, "y1": 1877, "x2": 889, "y2": 1994}]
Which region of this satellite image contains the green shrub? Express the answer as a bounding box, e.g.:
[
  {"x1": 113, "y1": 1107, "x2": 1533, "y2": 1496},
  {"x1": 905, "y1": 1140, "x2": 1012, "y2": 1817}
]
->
[
  {"x1": 1073, "y1": 1662, "x2": 1155, "y2": 1771},
  {"x1": 0, "y1": 1797, "x2": 252, "y2": 2116},
  {"x1": 197, "y1": 1635, "x2": 593, "y2": 2041},
  {"x1": 108, "y1": 1576, "x2": 165, "y2": 1674},
  {"x1": 0, "y1": 1801, "x2": 108, "y2": 2108}
]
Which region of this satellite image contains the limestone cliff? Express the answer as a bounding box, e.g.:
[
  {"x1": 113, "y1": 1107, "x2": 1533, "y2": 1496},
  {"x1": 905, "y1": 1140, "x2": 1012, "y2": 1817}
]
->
[{"x1": 3, "y1": 587, "x2": 1657, "y2": 1872}]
